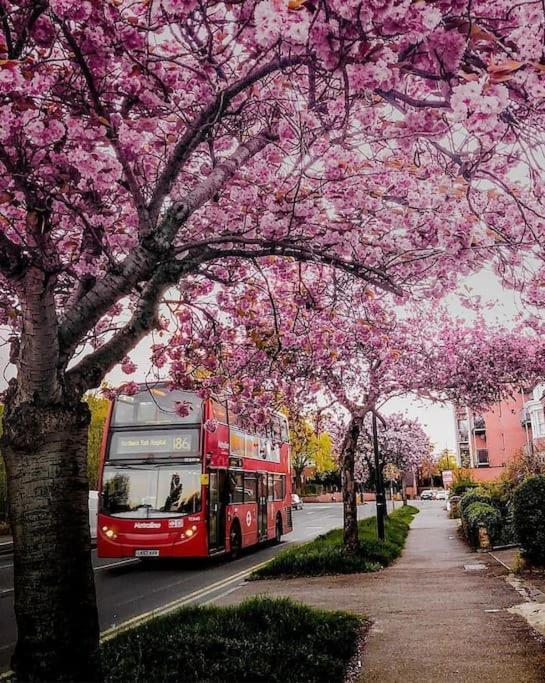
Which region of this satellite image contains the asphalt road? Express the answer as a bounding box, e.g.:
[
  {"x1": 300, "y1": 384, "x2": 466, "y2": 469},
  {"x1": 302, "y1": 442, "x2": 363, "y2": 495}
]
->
[{"x1": 0, "y1": 502, "x2": 377, "y2": 671}]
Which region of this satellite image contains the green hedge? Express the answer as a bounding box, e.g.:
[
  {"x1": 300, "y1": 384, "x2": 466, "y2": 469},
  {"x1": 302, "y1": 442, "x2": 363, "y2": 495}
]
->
[
  {"x1": 459, "y1": 490, "x2": 494, "y2": 517},
  {"x1": 463, "y1": 502, "x2": 502, "y2": 547},
  {"x1": 102, "y1": 597, "x2": 363, "y2": 683},
  {"x1": 451, "y1": 480, "x2": 478, "y2": 496},
  {"x1": 251, "y1": 506, "x2": 419, "y2": 579},
  {"x1": 513, "y1": 475, "x2": 545, "y2": 563}
]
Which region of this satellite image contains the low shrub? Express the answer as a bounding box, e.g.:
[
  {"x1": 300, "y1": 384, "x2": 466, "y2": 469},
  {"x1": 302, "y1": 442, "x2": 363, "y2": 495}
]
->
[
  {"x1": 102, "y1": 596, "x2": 363, "y2": 683},
  {"x1": 459, "y1": 490, "x2": 493, "y2": 517},
  {"x1": 463, "y1": 502, "x2": 502, "y2": 547},
  {"x1": 451, "y1": 480, "x2": 478, "y2": 496},
  {"x1": 513, "y1": 475, "x2": 545, "y2": 563},
  {"x1": 251, "y1": 506, "x2": 418, "y2": 579},
  {"x1": 302, "y1": 483, "x2": 324, "y2": 496}
]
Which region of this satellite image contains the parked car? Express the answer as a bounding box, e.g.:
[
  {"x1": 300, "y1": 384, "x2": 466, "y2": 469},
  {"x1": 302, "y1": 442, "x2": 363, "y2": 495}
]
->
[
  {"x1": 291, "y1": 493, "x2": 304, "y2": 510},
  {"x1": 420, "y1": 490, "x2": 435, "y2": 500},
  {"x1": 434, "y1": 490, "x2": 448, "y2": 501}
]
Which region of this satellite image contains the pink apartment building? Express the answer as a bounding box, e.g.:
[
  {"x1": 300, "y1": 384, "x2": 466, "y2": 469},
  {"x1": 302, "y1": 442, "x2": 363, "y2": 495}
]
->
[{"x1": 453, "y1": 389, "x2": 535, "y2": 483}]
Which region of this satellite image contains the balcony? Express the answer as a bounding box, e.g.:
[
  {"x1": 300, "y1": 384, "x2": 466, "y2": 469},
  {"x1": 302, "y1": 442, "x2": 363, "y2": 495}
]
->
[{"x1": 473, "y1": 416, "x2": 486, "y2": 434}]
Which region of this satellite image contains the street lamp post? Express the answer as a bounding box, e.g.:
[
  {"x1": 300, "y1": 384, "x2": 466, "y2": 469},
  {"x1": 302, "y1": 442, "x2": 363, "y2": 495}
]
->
[{"x1": 372, "y1": 412, "x2": 386, "y2": 541}]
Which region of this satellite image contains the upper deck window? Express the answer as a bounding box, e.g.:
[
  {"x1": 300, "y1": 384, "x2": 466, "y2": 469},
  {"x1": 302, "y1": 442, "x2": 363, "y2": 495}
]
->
[{"x1": 112, "y1": 387, "x2": 202, "y2": 427}]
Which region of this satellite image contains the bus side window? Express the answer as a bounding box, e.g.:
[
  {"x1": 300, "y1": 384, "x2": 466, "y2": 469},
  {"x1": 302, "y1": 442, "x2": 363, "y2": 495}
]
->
[
  {"x1": 230, "y1": 429, "x2": 245, "y2": 458},
  {"x1": 280, "y1": 417, "x2": 289, "y2": 443},
  {"x1": 230, "y1": 472, "x2": 244, "y2": 504},
  {"x1": 273, "y1": 475, "x2": 284, "y2": 501},
  {"x1": 246, "y1": 434, "x2": 259, "y2": 459},
  {"x1": 212, "y1": 400, "x2": 228, "y2": 424},
  {"x1": 244, "y1": 475, "x2": 257, "y2": 503},
  {"x1": 272, "y1": 417, "x2": 281, "y2": 444},
  {"x1": 267, "y1": 474, "x2": 274, "y2": 502}
]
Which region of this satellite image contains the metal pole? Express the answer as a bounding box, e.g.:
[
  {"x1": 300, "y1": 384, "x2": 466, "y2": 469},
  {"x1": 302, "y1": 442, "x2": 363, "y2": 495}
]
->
[{"x1": 372, "y1": 412, "x2": 386, "y2": 540}]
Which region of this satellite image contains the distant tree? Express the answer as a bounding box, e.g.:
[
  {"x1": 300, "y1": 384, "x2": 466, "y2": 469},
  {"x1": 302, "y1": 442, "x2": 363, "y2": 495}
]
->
[
  {"x1": 290, "y1": 415, "x2": 334, "y2": 494},
  {"x1": 505, "y1": 446, "x2": 545, "y2": 483},
  {"x1": 357, "y1": 413, "x2": 432, "y2": 491},
  {"x1": 419, "y1": 453, "x2": 439, "y2": 488},
  {"x1": 85, "y1": 395, "x2": 110, "y2": 491},
  {"x1": 436, "y1": 449, "x2": 458, "y2": 474}
]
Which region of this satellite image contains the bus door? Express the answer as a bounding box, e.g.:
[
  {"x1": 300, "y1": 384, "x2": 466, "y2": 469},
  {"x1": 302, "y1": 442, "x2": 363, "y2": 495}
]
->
[
  {"x1": 208, "y1": 470, "x2": 228, "y2": 552},
  {"x1": 257, "y1": 473, "x2": 268, "y2": 540}
]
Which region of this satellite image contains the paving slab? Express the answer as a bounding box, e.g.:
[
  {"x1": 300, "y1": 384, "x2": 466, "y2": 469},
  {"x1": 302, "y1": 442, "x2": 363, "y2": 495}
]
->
[{"x1": 217, "y1": 505, "x2": 545, "y2": 682}]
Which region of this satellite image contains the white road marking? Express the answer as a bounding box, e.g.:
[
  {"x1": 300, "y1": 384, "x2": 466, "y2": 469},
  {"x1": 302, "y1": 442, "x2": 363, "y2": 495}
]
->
[
  {"x1": 200, "y1": 583, "x2": 245, "y2": 606},
  {"x1": 94, "y1": 559, "x2": 140, "y2": 572}
]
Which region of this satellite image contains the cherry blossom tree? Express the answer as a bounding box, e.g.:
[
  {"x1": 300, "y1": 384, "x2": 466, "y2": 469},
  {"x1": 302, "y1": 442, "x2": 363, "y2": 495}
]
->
[
  {"x1": 355, "y1": 412, "x2": 432, "y2": 496},
  {"x1": 3, "y1": 1, "x2": 545, "y2": 678},
  {"x1": 168, "y1": 263, "x2": 545, "y2": 553}
]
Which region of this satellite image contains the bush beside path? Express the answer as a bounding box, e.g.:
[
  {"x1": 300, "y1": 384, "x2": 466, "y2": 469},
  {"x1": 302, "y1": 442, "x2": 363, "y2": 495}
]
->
[{"x1": 251, "y1": 505, "x2": 418, "y2": 579}]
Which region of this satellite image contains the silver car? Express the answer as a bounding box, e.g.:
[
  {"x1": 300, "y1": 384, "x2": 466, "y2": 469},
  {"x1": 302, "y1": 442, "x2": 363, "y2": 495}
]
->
[{"x1": 291, "y1": 493, "x2": 304, "y2": 510}]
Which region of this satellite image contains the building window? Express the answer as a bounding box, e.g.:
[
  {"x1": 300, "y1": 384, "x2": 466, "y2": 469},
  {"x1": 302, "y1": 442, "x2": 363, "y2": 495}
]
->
[
  {"x1": 476, "y1": 449, "x2": 489, "y2": 467},
  {"x1": 536, "y1": 409, "x2": 545, "y2": 438}
]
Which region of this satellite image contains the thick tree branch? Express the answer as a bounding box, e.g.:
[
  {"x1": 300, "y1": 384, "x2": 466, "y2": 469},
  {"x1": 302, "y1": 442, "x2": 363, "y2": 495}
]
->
[
  {"x1": 65, "y1": 269, "x2": 173, "y2": 395},
  {"x1": 376, "y1": 88, "x2": 449, "y2": 110},
  {"x1": 147, "y1": 55, "x2": 305, "y2": 224},
  {"x1": 1, "y1": 2, "x2": 47, "y2": 59},
  {"x1": 195, "y1": 241, "x2": 403, "y2": 296},
  {"x1": 58, "y1": 129, "x2": 274, "y2": 360}
]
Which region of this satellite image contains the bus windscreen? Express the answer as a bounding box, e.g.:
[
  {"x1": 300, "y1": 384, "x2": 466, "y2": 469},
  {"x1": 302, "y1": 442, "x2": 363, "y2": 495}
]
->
[{"x1": 101, "y1": 464, "x2": 201, "y2": 518}]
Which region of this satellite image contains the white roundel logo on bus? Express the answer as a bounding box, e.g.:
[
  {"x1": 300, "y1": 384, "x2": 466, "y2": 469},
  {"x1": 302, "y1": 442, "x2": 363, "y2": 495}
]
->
[{"x1": 246, "y1": 511, "x2": 252, "y2": 527}]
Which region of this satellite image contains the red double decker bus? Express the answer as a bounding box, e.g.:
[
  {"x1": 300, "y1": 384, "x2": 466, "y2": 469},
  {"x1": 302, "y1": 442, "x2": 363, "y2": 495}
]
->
[{"x1": 97, "y1": 384, "x2": 293, "y2": 559}]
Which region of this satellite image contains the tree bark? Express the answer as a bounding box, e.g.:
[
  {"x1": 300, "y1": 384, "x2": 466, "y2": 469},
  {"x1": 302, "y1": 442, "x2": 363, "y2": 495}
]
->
[
  {"x1": 341, "y1": 417, "x2": 362, "y2": 554},
  {"x1": 2, "y1": 397, "x2": 101, "y2": 681}
]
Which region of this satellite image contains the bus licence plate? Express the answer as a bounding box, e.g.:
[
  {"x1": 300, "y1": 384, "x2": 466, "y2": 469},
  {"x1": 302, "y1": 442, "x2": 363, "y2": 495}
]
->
[{"x1": 135, "y1": 549, "x2": 159, "y2": 557}]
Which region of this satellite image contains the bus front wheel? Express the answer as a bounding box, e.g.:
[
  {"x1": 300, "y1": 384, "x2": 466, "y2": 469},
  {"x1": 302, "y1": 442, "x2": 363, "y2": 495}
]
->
[{"x1": 230, "y1": 521, "x2": 242, "y2": 559}]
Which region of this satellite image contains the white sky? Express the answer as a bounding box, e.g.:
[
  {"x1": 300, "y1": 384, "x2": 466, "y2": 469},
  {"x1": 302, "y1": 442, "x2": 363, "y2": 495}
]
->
[{"x1": 381, "y1": 266, "x2": 528, "y2": 453}]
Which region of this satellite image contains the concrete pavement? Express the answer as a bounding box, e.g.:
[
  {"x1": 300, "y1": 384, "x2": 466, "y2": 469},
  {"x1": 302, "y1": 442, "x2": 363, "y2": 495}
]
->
[{"x1": 219, "y1": 503, "x2": 545, "y2": 682}]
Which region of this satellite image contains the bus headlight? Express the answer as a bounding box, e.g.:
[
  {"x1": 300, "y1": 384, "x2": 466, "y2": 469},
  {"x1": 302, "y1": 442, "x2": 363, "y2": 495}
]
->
[{"x1": 103, "y1": 526, "x2": 117, "y2": 539}]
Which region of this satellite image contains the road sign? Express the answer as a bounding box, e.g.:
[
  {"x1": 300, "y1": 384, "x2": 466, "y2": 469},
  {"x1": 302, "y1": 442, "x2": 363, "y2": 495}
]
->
[{"x1": 442, "y1": 470, "x2": 454, "y2": 488}]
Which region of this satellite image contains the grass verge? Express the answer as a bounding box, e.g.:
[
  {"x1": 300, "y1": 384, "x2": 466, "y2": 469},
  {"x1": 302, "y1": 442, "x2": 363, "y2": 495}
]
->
[
  {"x1": 101, "y1": 596, "x2": 362, "y2": 683},
  {"x1": 250, "y1": 505, "x2": 419, "y2": 579}
]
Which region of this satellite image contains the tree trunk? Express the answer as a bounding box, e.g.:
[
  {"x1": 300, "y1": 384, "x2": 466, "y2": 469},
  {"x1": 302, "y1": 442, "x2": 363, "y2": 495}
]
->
[
  {"x1": 341, "y1": 417, "x2": 362, "y2": 554},
  {"x1": 294, "y1": 470, "x2": 303, "y2": 495},
  {"x1": 401, "y1": 473, "x2": 408, "y2": 506},
  {"x1": 2, "y1": 397, "x2": 101, "y2": 681}
]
